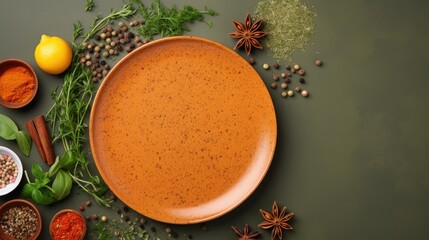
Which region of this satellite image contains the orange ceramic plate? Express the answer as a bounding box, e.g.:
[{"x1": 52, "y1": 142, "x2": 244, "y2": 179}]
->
[{"x1": 90, "y1": 36, "x2": 277, "y2": 224}]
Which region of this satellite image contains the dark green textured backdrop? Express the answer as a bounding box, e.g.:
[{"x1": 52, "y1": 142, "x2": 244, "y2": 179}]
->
[{"x1": 1, "y1": 0, "x2": 429, "y2": 239}]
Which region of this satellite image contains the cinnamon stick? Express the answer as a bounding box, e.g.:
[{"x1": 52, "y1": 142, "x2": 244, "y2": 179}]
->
[
  {"x1": 24, "y1": 120, "x2": 47, "y2": 163},
  {"x1": 33, "y1": 115, "x2": 56, "y2": 165}
]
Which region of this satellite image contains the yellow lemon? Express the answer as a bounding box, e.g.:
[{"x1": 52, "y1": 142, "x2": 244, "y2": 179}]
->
[{"x1": 34, "y1": 34, "x2": 72, "y2": 75}]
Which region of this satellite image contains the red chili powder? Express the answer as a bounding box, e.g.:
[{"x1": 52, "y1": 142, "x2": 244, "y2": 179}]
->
[
  {"x1": 51, "y1": 212, "x2": 85, "y2": 240},
  {"x1": 0, "y1": 66, "x2": 35, "y2": 103}
]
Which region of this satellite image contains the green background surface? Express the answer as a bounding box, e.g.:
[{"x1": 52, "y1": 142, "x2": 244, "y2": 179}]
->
[{"x1": 1, "y1": 0, "x2": 429, "y2": 239}]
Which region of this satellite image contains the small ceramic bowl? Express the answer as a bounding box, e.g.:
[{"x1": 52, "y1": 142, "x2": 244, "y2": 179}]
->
[
  {"x1": 50, "y1": 209, "x2": 87, "y2": 240},
  {"x1": 0, "y1": 59, "x2": 38, "y2": 109},
  {"x1": 0, "y1": 146, "x2": 23, "y2": 196},
  {"x1": 0, "y1": 199, "x2": 42, "y2": 240}
]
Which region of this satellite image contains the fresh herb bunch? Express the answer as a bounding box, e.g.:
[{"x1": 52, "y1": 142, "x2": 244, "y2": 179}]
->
[
  {"x1": 21, "y1": 4, "x2": 136, "y2": 207},
  {"x1": 131, "y1": 0, "x2": 218, "y2": 40},
  {"x1": 0, "y1": 114, "x2": 32, "y2": 156}
]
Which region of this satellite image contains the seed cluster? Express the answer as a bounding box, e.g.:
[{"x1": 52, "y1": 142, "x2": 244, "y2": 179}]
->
[
  {"x1": 0, "y1": 206, "x2": 39, "y2": 239},
  {"x1": 80, "y1": 20, "x2": 147, "y2": 83},
  {"x1": 0, "y1": 154, "x2": 18, "y2": 188},
  {"x1": 254, "y1": 59, "x2": 323, "y2": 99}
]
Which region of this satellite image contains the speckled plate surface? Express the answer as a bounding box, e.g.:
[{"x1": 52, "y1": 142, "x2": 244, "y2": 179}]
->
[{"x1": 90, "y1": 36, "x2": 277, "y2": 224}]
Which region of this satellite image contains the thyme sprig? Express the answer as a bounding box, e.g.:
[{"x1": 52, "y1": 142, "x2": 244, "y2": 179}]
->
[{"x1": 44, "y1": 4, "x2": 136, "y2": 206}]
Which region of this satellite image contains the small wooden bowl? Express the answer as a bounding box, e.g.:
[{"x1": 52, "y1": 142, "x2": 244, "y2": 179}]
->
[
  {"x1": 0, "y1": 59, "x2": 38, "y2": 109},
  {"x1": 0, "y1": 199, "x2": 42, "y2": 240},
  {"x1": 50, "y1": 209, "x2": 86, "y2": 240}
]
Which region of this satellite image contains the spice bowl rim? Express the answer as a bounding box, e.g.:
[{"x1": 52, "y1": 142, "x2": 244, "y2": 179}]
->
[
  {"x1": 0, "y1": 146, "x2": 23, "y2": 196},
  {"x1": 0, "y1": 58, "x2": 38, "y2": 109},
  {"x1": 0, "y1": 198, "x2": 43, "y2": 240},
  {"x1": 49, "y1": 209, "x2": 87, "y2": 240}
]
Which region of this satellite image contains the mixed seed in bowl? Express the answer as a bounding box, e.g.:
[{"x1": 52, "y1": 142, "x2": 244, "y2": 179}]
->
[{"x1": 0, "y1": 154, "x2": 18, "y2": 189}]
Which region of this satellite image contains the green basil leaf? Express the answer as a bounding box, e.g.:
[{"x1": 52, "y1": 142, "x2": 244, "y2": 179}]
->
[
  {"x1": 49, "y1": 157, "x2": 61, "y2": 177},
  {"x1": 21, "y1": 183, "x2": 36, "y2": 198},
  {"x1": 52, "y1": 169, "x2": 72, "y2": 201},
  {"x1": 0, "y1": 114, "x2": 18, "y2": 140},
  {"x1": 59, "y1": 150, "x2": 77, "y2": 170},
  {"x1": 36, "y1": 174, "x2": 50, "y2": 186},
  {"x1": 16, "y1": 131, "x2": 32, "y2": 156},
  {"x1": 31, "y1": 164, "x2": 44, "y2": 179},
  {"x1": 31, "y1": 187, "x2": 55, "y2": 205}
]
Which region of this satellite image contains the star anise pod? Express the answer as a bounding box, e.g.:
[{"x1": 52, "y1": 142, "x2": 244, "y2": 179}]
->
[
  {"x1": 231, "y1": 224, "x2": 261, "y2": 240},
  {"x1": 229, "y1": 13, "x2": 267, "y2": 55},
  {"x1": 258, "y1": 201, "x2": 294, "y2": 240}
]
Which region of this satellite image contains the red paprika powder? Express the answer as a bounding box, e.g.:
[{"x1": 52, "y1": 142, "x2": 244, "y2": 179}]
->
[
  {"x1": 51, "y1": 211, "x2": 86, "y2": 240},
  {"x1": 0, "y1": 66, "x2": 35, "y2": 103}
]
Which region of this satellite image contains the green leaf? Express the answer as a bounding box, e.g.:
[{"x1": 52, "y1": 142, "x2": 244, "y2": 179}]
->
[
  {"x1": 59, "y1": 151, "x2": 77, "y2": 170},
  {"x1": 21, "y1": 183, "x2": 36, "y2": 198},
  {"x1": 31, "y1": 188, "x2": 55, "y2": 205},
  {"x1": 16, "y1": 131, "x2": 32, "y2": 156},
  {"x1": 31, "y1": 164, "x2": 44, "y2": 179},
  {"x1": 52, "y1": 170, "x2": 72, "y2": 201},
  {"x1": 0, "y1": 114, "x2": 18, "y2": 140},
  {"x1": 48, "y1": 157, "x2": 61, "y2": 177},
  {"x1": 35, "y1": 173, "x2": 50, "y2": 186}
]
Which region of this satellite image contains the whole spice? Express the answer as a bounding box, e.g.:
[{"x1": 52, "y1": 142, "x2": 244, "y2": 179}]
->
[
  {"x1": 25, "y1": 120, "x2": 47, "y2": 162},
  {"x1": 51, "y1": 212, "x2": 85, "y2": 240},
  {"x1": 0, "y1": 206, "x2": 39, "y2": 239},
  {"x1": 231, "y1": 224, "x2": 261, "y2": 240},
  {"x1": 258, "y1": 201, "x2": 294, "y2": 240},
  {"x1": 293, "y1": 64, "x2": 300, "y2": 71},
  {"x1": 0, "y1": 154, "x2": 18, "y2": 188},
  {"x1": 26, "y1": 116, "x2": 56, "y2": 165},
  {"x1": 0, "y1": 66, "x2": 35, "y2": 104},
  {"x1": 273, "y1": 75, "x2": 279, "y2": 81},
  {"x1": 229, "y1": 13, "x2": 267, "y2": 55},
  {"x1": 314, "y1": 59, "x2": 322, "y2": 66},
  {"x1": 263, "y1": 63, "x2": 270, "y2": 70},
  {"x1": 301, "y1": 89, "x2": 309, "y2": 97}
]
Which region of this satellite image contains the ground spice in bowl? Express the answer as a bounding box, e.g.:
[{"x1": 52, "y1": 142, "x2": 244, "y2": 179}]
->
[
  {"x1": 0, "y1": 59, "x2": 37, "y2": 109},
  {"x1": 50, "y1": 209, "x2": 86, "y2": 240}
]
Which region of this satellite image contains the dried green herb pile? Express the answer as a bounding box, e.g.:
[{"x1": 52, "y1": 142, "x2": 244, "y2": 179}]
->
[{"x1": 255, "y1": 0, "x2": 316, "y2": 60}]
